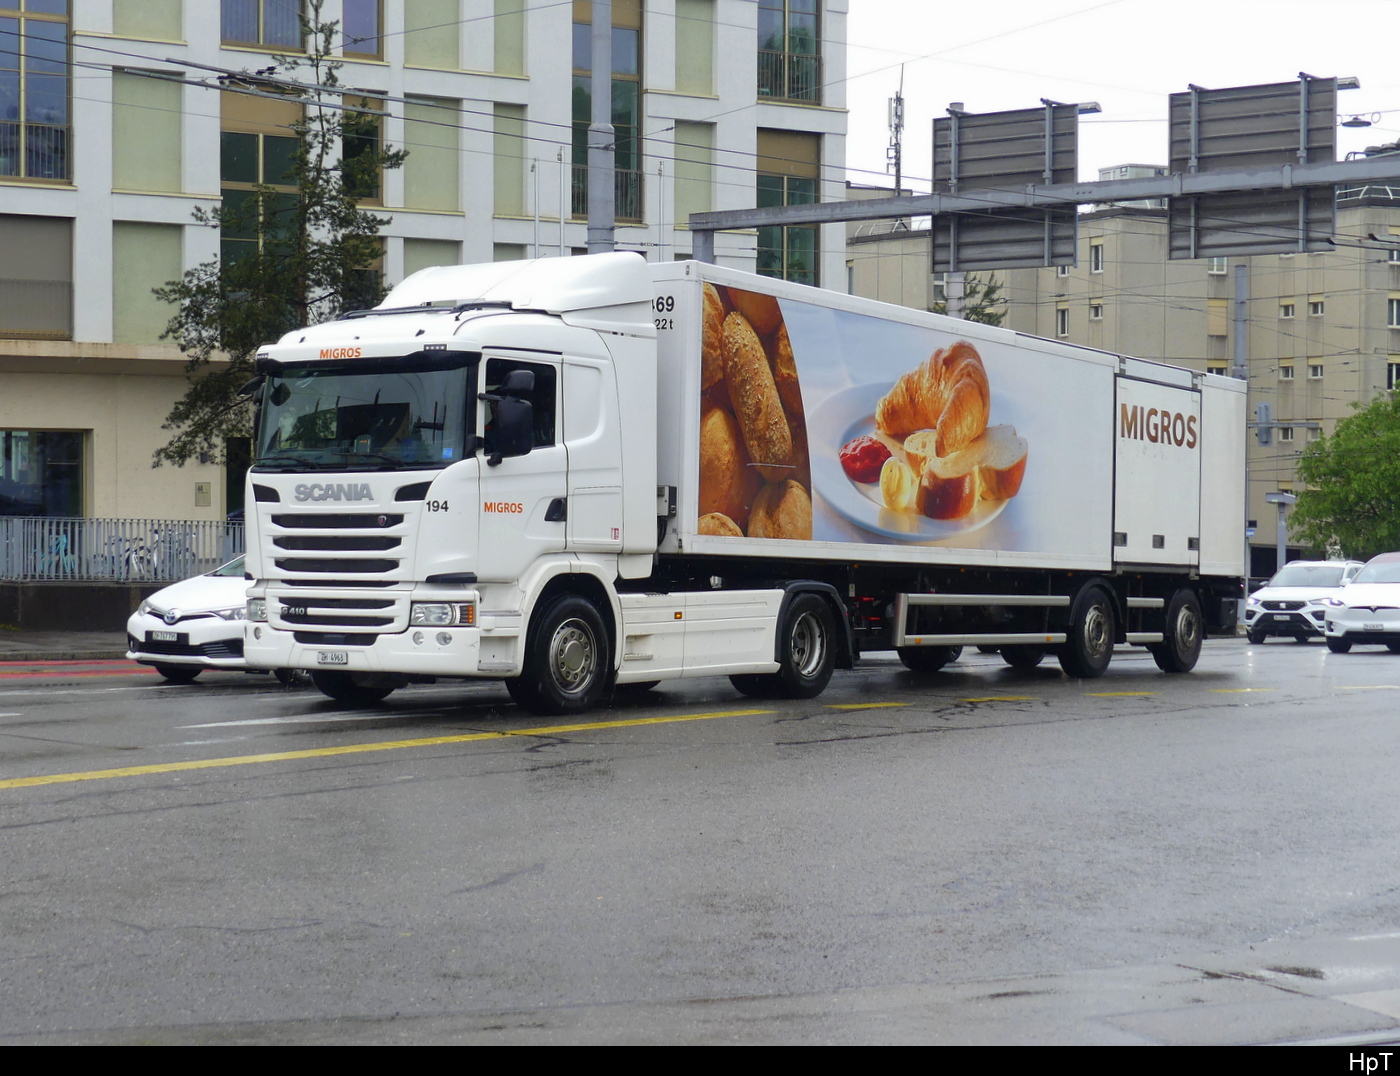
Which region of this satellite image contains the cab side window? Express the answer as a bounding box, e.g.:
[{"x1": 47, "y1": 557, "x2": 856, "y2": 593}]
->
[{"x1": 483, "y1": 358, "x2": 558, "y2": 452}]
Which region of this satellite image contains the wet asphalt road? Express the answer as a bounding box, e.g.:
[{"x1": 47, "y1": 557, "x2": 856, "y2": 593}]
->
[{"x1": 4, "y1": 639, "x2": 1400, "y2": 1044}]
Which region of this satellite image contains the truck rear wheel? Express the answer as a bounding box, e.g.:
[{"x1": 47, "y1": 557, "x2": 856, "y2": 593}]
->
[
  {"x1": 1150, "y1": 588, "x2": 1204, "y2": 673},
  {"x1": 731, "y1": 594, "x2": 837, "y2": 700},
  {"x1": 311, "y1": 670, "x2": 397, "y2": 703},
  {"x1": 897, "y1": 645, "x2": 962, "y2": 673},
  {"x1": 508, "y1": 595, "x2": 612, "y2": 715},
  {"x1": 1000, "y1": 645, "x2": 1046, "y2": 670},
  {"x1": 1058, "y1": 584, "x2": 1115, "y2": 679}
]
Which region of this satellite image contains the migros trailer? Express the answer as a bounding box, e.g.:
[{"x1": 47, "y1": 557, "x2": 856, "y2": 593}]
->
[{"x1": 242, "y1": 253, "x2": 1245, "y2": 712}]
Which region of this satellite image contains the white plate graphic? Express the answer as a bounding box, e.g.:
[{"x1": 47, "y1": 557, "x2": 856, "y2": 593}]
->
[{"x1": 807, "y1": 382, "x2": 1020, "y2": 542}]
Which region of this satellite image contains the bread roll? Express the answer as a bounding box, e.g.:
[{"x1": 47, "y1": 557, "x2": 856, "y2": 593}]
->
[
  {"x1": 699, "y1": 407, "x2": 761, "y2": 529},
  {"x1": 876, "y1": 340, "x2": 991, "y2": 456},
  {"x1": 698, "y1": 512, "x2": 743, "y2": 537},
  {"x1": 749, "y1": 480, "x2": 812, "y2": 541},
  {"x1": 770, "y1": 322, "x2": 802, "y2": 415},
  {"x1": 731, "y1": 289, "x2": 782, "y2": 337},
  {"x1": 701, "y1": 283, "x2": 725, "y2": 391},
  {"x1": 722, "y1": 311, "x2": 793, "y2": 482},
  {"x1": 915, "y1": 425, "x2": 1028, "y2": 520}
]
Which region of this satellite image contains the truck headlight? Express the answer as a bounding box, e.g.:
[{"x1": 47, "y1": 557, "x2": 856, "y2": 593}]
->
[
  {"x1": 411, "y1": 602, "x2": 475, "y2": 626},
  {"x1": 247, "y1": 599, "x2": 268, "y2": 622}
]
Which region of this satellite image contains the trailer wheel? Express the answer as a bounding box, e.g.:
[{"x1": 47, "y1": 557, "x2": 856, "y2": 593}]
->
[
  {"x1": 1000, "y1": 645, "x2": 1046, "y2": 670},
  {"x1": 1150, "y1": 588, "x2": 1204, "y2": 673},
  {"x1": 1058, "y1": 585, "x2": 1116, "y2": 679},
  {"x1": 897, "y1": 645, "x2": 962, "y2": 673},
  {"x1": 311, "y1": 670, "x2": 397, "y2": 703},
  {"x1": 154, "y1": 664, "x2": 200, "y2": 684},
  {"x1": 508, "y1": 595, "x2": 612, "y2": 715}
]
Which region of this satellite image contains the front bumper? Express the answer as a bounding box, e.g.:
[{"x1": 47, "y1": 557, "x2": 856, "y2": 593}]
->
[
  {"x1": 244, "y1": 622, "x2": 506, "y2": 677},
  {"x1": 1325, "y1": 607, "x2": 1400, "y2": 645},
  {"x1": 1244, "y1": 605, "x2": 1327, "y2": 636},
  {"x1": 126, "y1": 611, "x2": 249, "y2": 670}
]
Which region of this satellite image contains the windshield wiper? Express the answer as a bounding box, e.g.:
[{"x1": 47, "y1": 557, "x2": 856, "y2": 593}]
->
[{"x1": 253, "y1": 453, "x2": 326, "y2": 470}]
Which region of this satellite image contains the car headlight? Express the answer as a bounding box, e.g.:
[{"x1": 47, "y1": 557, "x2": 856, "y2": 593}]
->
[
  {"x1": 247, "y1": 598, "x2": 268, "y2": 622},
  {"x1": 1324, "y1": 597, "x2": 1346, "y2": 607},
  {"x1": 212, "y1": 606, "x2": 247, "y2": 621},
  {"x1": 137, "y1": 600, "x2": 153, "y2": 616},
  {"x1": 411, "y1": 602, "x2": 476, "y2": 627},
  {"x1": 1247, "y1": 596, "x2": 1260, "y2": 606}
]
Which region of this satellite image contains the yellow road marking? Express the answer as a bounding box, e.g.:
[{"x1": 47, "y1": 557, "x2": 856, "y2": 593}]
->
[
  {"x1": 1210, "y1": 688, "x2": 1277, "y2": 693},
  {"x1": 826, "y1": 702, "x2": 906, "y2": 710},
  {"x1": 0, "y1": 708, "x2": 775, "y2": 792},
  {"x1": 962, "y1": 696, "x2": 1037, "y2": 702},
  {"x1": 1086, "y1": 691, "x2": 1159, "y2": 697}
]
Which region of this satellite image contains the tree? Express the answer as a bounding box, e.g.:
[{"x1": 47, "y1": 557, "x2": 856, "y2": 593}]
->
[
  {"x1": 1291, "y1": 392, "x2": 1400, "y2": 560},
  {"x1": 931, "y1": 274, "x2": 1006, "y2": 326},
  {"x1": 152, "y1": 1, "x2": 406, "y2": 467}
]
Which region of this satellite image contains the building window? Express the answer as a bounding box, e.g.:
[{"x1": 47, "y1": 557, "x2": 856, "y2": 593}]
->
[
  {"x1": 1308, "y1": 363, "x2": 1324, "y2": 379},
  {"x1": 673, "y1": 121, "x2": 714, "y2": 225},
  {"x1": 758, "y1": 0, "x2": 820, "y2": 104},
  {"x1": 1207, "y1": 256, "x2": 1227, "y2": 274},
  {"x1": 494, "y1": 0, "x2": 525, "y2": 75},
  {"x1": 405, "y1": 0, "x2": 459, "y2": 69},
  {"x1": 493, "y1": 102, "x2": 526, "y2": 217},
  {"x1": 1056, "y1": 264, "x2": 1070, "y2": 277},
  {"x1": 0, "y1": 1, "x2": 70, "y2": 182},
  {"x1": 341, "y1": 95, "x2": 384, "y2": 204},
  {"x1": 1307, "y1": 425, "x2": 1321, "y2": 441},
  {"x1": 222, "y1": 0, "x2": 302, "y2": 49},
  {"x1": 220, "y1": 91, "x2": 303, "y2": 265},
  {"x1": 572, "y1": 1, "x2": 642, "y2": 222},
  {"x1": 675, "y1": 0, "x2": 714, "y2": 95},
  {"x1": 1390, "y1": 297, "x2": 1400, "y2": 328},
  {"x1": 1089, "y1": 304, "x2": 1103, "y2": 320},
  {"x1": 1309, "y1": 297, "x2": 1325, "y2": 316},
  {"x1": 1280, "y1": 302, "x2": 1295, "y2": 319},
  {"x1": 756, "y1": 128, "x2": 819, "y2": 285},
  {"x1": 403, "y1": 97, "x2": 459, "y2": 211},
  {"x1": 1089, "y1": 243, "x2": 1104, "y2": 273},
  {"x1": 1279, "y1": 426, "x2": 1294, "y2": 442},
  {"x1": 1389, "y1": 359, "x2": 1400, "y2": 391},
  {"x1": 1389, "y1": 246, "x2": 1400, "y2": 264},
  {"x1": 1056, "y1": 307, "x2": 1069, "y2": 337},
  {"x1": 0, "y1": 429, "x2": 83, "y2": 516},
  {"x1": 1279, "y1": 364, "x2": 1294, "y2": 380},
  {"x1": 0, "y1": 214, "x2": 71, "y2": 338},
  {"x1": 112, "y1": 70, "x2": 182, "y2": 193},
  {"x1": 1207, "y1": 362, "x2": 1228, "y2": 376},
  {"x1": 342, "y1": 0, "x2": 380, "y2": 58}
]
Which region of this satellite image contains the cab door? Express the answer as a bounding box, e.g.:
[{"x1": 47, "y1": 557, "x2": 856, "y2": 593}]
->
[{"x1": 475, "y1": 354, "x2": 569, "y2": 582}]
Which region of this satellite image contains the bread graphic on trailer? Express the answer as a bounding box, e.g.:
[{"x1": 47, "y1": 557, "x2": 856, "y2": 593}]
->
[
  {"x1": 914, "y1": 425, "x2": 1028, "y2": 520},
  {"x1": 721, "y1": 310, "x2": 794, "y2": 483},
  {"x1": 876, "y1": 340, "x2": 990, "y2": 455}
]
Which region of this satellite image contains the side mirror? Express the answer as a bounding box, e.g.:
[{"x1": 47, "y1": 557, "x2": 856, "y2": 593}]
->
[
  {"x1": 488, "y1": 397, "x2": 533, "y2": 465},
  {"x1": 237, "y1": 375, "x2": 266, "y2": 404}
]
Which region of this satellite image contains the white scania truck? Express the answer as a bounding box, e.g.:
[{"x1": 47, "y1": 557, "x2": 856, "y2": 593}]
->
[{"x1": 242, "y1": 253, "x2": 1245, "y2": 712}]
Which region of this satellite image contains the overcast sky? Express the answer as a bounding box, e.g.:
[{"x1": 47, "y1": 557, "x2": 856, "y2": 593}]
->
[{"x1": 843, "y1": 0, "x2": 1400, "y2": 191}]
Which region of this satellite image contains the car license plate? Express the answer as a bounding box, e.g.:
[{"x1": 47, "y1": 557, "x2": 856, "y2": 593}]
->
[
  {"x1": 1272, "y1": 614, "x2": 1291, "y2": 621},
  {"x1": 317, "y1": 650, "x2": 349, "y2": 666},
  {"x1": 1364, "y1": 623, "x2": 1385, "y2": 632},
  {"x1": 150, "y1": 630, "x2": 179, "y2": 642}
]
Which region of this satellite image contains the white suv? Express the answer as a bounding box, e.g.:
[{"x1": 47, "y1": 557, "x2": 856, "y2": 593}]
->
[
  {"x1": 1244, "y1": 560, "x2": 1363, "y2": 644},
  {"x1": 1323, "y1": 552, "x2": 1400, "y2": 654}
]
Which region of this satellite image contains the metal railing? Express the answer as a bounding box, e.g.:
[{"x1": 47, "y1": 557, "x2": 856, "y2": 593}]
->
[
  {"x1": 0, "y1": 121, "x2": 71, "y2": 181},
  {"x1": 758, "y1": 50, "x2": 821, "y2": 104},
  {"x1": 571, "y1": 165, "x2": 644, "y2": 222},
  {"x1": 0, "y1": 517, "x2": 245, "y2": 583}
]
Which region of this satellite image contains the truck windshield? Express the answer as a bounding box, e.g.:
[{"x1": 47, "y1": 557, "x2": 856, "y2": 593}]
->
[{"x1": 253, "y1": 355, "x2": 476, "y2": 472}]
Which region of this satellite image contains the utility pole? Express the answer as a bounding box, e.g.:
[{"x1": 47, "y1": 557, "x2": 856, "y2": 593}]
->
[
  {"x1": 586, "y1": 0, "x2": 615, "y2": 254},
  {"x1": 887, "y1": 66, "x2": 905, "y2": 196}
]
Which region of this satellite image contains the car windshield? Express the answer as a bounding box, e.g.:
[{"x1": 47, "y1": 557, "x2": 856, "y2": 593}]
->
[
  {"x1": 253, "y1": 354, "x2": 476, "y2": 472},
  {"x1": 1353, "y1": 560, "x2": 1400, "y2": 585},
  {"x1": 208, "y1": 556, "x2": 245, "y2": 578},
  {"x1": 1268, "y1": 564, "x2": 1347, "y2": 588}
]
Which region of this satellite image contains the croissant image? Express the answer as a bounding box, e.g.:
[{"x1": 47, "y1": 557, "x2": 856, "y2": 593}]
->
[{"x1": 875, "y1": 340, "x2": 991, "y2": 456}]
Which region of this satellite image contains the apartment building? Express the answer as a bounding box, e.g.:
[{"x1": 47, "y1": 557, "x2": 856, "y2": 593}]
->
[{"x1": 0, "y1": 0, "x2": 848, "y2": 522}]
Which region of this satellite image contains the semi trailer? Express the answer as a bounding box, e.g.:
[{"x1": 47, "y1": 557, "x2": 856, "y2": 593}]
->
[{"x1": 241, "y1": 253, "x2": 1246, "y2": 712}]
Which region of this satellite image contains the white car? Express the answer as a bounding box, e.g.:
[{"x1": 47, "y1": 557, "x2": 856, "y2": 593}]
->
[
  {"x1": 126, "y1": 556, "x2": 298, "y2": 683},
  {"x1": 1323, "y1": 552, "x2": 1400, "y2": 654},
  {"x1": 1244, "y1": 560, "x2": 1364, "y2": 644}
]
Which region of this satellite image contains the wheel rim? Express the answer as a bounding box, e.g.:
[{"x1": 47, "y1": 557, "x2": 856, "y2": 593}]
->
[
  {"x1": 1176, "y1": 604, "x2": 1201, "y2": 652},
  {"x1": 549, "y1": 618, "x2": 597, "y2": 695},
  {"x1": 1084, "y1": 600, "x2": 1111, "y2": 659},
  {"x1": 789, "y1": 610, "x2": 826, "y2": 679}
]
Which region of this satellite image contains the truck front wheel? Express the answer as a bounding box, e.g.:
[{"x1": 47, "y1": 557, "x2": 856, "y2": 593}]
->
[
  {"x1": 1058, "y1": 585, "x2": 1116, "y2": 679},
  {"x1": 311, "y1": 670, "x2": 397, "y2": 704},
  {"x1": 508, "y1": 595, "x2": 612, "y2": 715},
  {"x1": 1150, "y1": 588, "x2": 1204, "y2": 673},
  {"x1": 731, "y1": 594, "x2": 837, "y2": 700}
]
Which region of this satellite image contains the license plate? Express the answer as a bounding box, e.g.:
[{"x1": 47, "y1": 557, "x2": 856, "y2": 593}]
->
[
  {"x1": 317, "y1": 650, "x2": 349, "y2": 665},
  {"x1": 150, "y1": 630, "x2": 179, "y2": 642},
  {"x1": 1272, "y1": 614, "x2": 1291, "y2": 621},
  {"x1": 1364, "y1": 623, "x2": 1385, "y2": 632}
]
